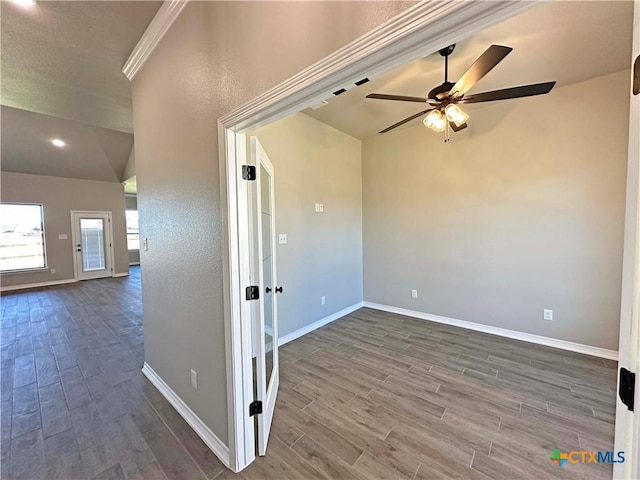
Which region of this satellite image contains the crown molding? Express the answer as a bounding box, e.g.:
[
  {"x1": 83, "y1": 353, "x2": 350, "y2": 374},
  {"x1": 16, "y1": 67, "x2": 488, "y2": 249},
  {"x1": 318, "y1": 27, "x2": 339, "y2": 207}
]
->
[
  {"x1": 218, "y1": 1, "x2": 533, "y2": 131},
  {"x1": 122, "y1": 0, "x2": 190, "y2": 81}
]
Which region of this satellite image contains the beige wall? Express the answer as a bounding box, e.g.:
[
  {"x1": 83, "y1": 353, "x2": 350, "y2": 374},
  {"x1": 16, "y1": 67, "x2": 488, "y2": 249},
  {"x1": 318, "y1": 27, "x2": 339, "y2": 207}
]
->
[
  {"x1": 1, "y1": 172, "x2": 129, "y2": 288},
  {"x1": 362, "y1": 70, "x2": 630, "y2": 351},
  {"x1": 131, "y1": 1, "x2": 414, "y2": 445},
  {"x1": 250, "y1": 113, "x2": 363, "y2": 338}
]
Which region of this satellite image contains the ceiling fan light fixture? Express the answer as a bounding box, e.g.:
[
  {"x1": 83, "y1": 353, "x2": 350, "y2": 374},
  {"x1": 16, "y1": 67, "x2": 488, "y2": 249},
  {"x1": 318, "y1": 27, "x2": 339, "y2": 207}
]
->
[
  {"x1": 423, "y1": 109, "x2": 446, "y2": 132},
  {"x1": 444, "y1": 104, "x2": 469, "y2": 127}
]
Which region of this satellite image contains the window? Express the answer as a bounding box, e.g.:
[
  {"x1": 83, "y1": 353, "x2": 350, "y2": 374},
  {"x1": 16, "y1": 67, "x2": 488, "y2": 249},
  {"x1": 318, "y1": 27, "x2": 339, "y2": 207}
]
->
[
  {"x1": 126, "y1": 210, "x2": 139, "y2": 251},
  {"x1": 0, "y1": 203, "x2": 46, "y2": 272}
]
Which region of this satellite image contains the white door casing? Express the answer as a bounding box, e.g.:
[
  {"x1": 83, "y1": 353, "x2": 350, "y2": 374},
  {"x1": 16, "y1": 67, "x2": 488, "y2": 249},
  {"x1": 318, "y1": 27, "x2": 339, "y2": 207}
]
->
[{"x1": 614, "y1": 2, "x2": 640, "y2": 479}]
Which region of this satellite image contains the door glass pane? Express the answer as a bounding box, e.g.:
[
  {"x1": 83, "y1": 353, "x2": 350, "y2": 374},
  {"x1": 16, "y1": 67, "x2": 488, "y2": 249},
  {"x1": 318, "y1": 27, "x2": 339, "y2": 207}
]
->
[
  {"x1": 80, "y1": 218, "x2": 106, "y2": 271},
  {"x1": 261, "y1": 165, "x2": 274, "y2": 387}
]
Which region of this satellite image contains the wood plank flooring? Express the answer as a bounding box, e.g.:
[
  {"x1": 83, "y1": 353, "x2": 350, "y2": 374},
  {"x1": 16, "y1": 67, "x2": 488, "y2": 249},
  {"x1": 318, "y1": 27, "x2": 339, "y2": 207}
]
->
[
  {"x1": 1, "y1": 268, "x2": 227, "y2": 480},
  {"x1": 237, "y1": 308, "x2": 617, "y2": 480},
  {"x1": 2, "y1": 269, "x2": 617, "y2": 479}
]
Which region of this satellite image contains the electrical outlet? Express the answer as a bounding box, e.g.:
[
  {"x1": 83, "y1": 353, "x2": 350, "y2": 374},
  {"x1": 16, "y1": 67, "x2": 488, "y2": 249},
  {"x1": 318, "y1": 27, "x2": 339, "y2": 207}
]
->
[
  {"x1": 321, "y1": 296, "x2": 326, "y2": 305},
  {"x1": 319, "y1": 204, "x2": 324, "y2": 212},
  {"x1": 279, "y1": 234, "x2": 287, "y2": 244},
  {"x1": 50, "y1": 268, "x2": 56, "y2": 274},
  {"x1": 543, "y1": 309, "x2": 553, "y2": 321},
  {"x1": 411, "y1": 289, "x2": 418, "y2": 299},
  {"x1": 190, "y1": 369, "x2": 198, "y2": 389}
]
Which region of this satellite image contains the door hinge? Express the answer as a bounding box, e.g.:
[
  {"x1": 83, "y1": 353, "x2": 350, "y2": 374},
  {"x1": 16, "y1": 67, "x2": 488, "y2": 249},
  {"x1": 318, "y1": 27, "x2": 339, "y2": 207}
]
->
[
  {"x1": 249, "y1": 400, "x2": 262, "y2": 416},
  {"x1": 245, "y1": 285, "x2": 260, "y2": 301},
  {"x1": 619, "y1": 367, "x2": 635, "y2": 411},
  {"x1": 242, "y1": 165, "x2": 256, "y2": 181}
]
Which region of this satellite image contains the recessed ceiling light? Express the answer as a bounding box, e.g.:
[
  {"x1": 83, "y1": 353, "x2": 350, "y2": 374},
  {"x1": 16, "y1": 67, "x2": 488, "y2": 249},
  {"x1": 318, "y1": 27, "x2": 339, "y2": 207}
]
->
[
  {"x1": 51, "y1": 139, "x2": 66, "y2": 147},
  {"x1": 10, "y1": 0, "x2": 36, "y2": 6}
]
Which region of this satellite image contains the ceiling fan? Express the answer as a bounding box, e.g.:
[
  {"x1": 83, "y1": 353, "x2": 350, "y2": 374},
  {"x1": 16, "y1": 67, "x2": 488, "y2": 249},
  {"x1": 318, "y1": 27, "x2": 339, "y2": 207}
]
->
[{"x1": 366, "y1": 44, "x2": 556, "y2": 138}]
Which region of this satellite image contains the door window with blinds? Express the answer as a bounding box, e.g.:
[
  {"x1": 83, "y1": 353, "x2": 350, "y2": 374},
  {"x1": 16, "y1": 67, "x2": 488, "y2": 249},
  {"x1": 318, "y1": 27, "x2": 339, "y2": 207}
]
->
[
  {"x1": 0, "y1": 203, "x2": 46, "y2": 272},
  {"x1": 79, "y1": 218, "x2": 106, "y2": 271},
  {"x1": 71, "y1": 211, "x2": 113, "y2": 281}
]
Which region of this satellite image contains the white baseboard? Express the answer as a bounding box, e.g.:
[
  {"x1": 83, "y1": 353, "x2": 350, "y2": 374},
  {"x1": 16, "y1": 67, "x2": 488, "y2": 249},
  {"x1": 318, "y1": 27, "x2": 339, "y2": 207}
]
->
[
  {"x1": 278, "y1": 302, "x2": 364, "y2": 346},
  {"x1": 112, "y1": 272, "x2": 129, "y2": 278},
  {"x1": 141, "y1": 363, "x2": 231, "y2": 468},
  {"x1": 363, "y1": 302, "x2": 618, "y2": 361},
  {"x1": 0, "y1": 278, "x2": 77, "y2": 292}
]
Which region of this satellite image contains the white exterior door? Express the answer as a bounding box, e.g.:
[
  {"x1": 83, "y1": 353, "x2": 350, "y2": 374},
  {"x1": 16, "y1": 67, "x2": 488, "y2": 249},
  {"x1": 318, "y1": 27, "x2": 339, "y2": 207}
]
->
[
  {"x1": 250, "y1": 137, "x2": 280, "y2": 455},
  {"x1": 614, "y1": 2, "x2": 640, "y2": 478},
  {"x1": 72, "y1": 211, "x2": 114, "y2": 281}
]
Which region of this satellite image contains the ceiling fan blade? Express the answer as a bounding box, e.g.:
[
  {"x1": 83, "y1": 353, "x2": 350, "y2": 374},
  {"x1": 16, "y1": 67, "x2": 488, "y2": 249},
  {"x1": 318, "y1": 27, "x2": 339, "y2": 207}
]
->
[
  {"x1": 379, "y1": 108, "x2": 433, "y2": 134},
  {"x1": 449, "y1": 121, "x2": 467, "y2": 133},
  {"x1": 450, "y1": 45, "x2": 512, "y2": 97},
  {"x1": 367, "y1": 93, "x2": 429, "y2": 103},
  {"x1": 459, "y1": 81, "x2": 556, "y2": 104}
]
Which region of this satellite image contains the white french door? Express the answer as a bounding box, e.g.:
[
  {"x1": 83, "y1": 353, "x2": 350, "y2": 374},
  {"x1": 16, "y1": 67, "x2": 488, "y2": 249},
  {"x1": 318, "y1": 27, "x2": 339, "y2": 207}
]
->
[
  {"x1": 71, "y1": 211, "x2": 114, "y2": 281},
  {"x1": 614, "y1": 2, "x2": 640, "y2": 478},
  {"x1": 249, "y1": 137, "x2": 280, "y2": 455}
]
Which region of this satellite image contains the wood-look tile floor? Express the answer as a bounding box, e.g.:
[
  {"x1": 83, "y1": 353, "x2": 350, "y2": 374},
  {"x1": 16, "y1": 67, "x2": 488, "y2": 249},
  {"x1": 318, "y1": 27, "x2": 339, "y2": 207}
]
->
[
  {"x1": 234, "y1": 308, "x2": 617, "y2": 480},
  {"x1": 1, "y1": 267, "x2": 227, "y2": 480},
  {"x1": 2, "y1": 270, "x2": 617, "y2": 479}
]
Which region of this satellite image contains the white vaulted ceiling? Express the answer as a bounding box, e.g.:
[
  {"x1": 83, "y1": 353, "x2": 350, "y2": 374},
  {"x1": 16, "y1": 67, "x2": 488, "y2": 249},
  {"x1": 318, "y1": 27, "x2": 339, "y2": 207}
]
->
[
  {"x1": 1, "y1": 1, "x2": 161, "y2": 183},
  {"x1": 1, "y1": 0, "x2": 161, "y2": 133},
  {"x1": 305, "y1": 1, "x2": 634, "y2": 139},
  {"x1": 1, "y1": 106, "x2": 133, "y2": 182}
]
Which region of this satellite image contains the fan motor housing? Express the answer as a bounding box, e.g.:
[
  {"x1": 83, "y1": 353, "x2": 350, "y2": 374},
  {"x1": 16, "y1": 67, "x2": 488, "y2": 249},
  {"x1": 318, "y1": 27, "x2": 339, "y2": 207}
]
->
[{"x1": 428, "y1": 82, "x2": 455, "y2": 100}]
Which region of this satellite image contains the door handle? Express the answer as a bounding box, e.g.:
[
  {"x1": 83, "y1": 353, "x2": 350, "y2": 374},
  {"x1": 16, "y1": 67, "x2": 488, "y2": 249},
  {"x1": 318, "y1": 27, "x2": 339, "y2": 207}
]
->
[
  {"x1": 265, "y1": 287, "x2": 272, "y2": 293},
  {"x1": 275, "y1": 286, "x2": 283, "y2": 294},
  {"x1": 76, "y1": 244, "x2": 82, "y2": 252}
]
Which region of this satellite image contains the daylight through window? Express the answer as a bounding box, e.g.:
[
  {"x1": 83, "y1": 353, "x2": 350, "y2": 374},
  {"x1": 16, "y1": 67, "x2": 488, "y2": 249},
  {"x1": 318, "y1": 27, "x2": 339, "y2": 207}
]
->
[
  {"x1": 0, "y1": 203, "x2": 46, "y2": 272},
  {"x1": 126, "y1": 210, "x2": 139, "y2": 251}
]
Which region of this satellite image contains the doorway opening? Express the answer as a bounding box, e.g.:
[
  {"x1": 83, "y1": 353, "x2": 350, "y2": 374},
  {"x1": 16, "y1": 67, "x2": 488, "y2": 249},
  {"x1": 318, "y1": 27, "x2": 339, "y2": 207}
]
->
[{"x1": 219, "y1": 1, "x2": 639, "y2": 477}]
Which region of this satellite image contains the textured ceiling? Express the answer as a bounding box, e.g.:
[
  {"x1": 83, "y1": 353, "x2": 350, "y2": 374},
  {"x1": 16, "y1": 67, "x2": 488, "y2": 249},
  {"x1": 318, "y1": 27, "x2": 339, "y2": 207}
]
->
[
  {"x1": 1, "y1": 106, "x2": 134, "y2": 182},
  {"x1": 1, "y1": 0, "x2": 161, "y2": 133},
  {"x1": 305, "y1": 1, "x2": 634, "y2": 139}
]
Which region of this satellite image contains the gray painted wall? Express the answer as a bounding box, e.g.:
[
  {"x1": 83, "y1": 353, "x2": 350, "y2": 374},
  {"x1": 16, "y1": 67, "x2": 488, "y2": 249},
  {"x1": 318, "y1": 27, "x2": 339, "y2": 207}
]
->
[
  {"x1": 130, "y1": 1, "x2": 414, "y2": 445},
  {"x1": 250, "y1": 113, "x2": 363, "y2": 338},
  {"x1": 362, "y1": 70, "x2": 630, "y2": 350},
  {"x1": 1, "y1": 172, "x2": 129, "y2": 288}
]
